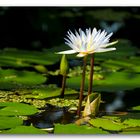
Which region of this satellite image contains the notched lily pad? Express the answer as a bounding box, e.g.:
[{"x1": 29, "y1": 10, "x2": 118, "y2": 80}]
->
[{"x1": 89, "y1": 118, "x2": 127, "y2": 131}]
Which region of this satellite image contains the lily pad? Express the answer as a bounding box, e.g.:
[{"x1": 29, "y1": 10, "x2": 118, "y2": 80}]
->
[
  {"x1": 67, "y1": 72, "x2": 140, "y2": 92},
  {"x1": 24, "y1": 85, "x2": 78, "y2": 99},
  {"x1": 123, "y1": 119, "x2": 140, "y2": 127},
  {"x1": 0, "y1": 48, "x2": 60, "y2": 66},
  {"x1": 54, "y1": 124, "x2": 109, "y2": 134},
  {"x1": 89, "y1": 118, "x2": 127, "y2": 131},
  {"x1": 1, "y1": 126, "x2": 48, "y2": 134},
  {"x1": 0, "y1": 69, "x2": 46, "y2": 89},
  {"x1": 102, "y1": 59, "x2": 140, "y2": 73},
  {"x1": 0, "y1": 102, "x2": 39, "y2": 116},
  {"x1": 0, "y1": 116, "x2": 23, "y2": 130}
]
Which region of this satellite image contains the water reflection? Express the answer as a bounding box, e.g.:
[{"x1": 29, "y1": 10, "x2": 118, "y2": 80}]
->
[{"x1": 106, "y1": 91, "x2": 125, "y2": 112}]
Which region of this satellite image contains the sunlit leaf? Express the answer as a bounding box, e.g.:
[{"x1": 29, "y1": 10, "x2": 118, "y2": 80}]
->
[{"x1": 89, "y1": 118, "x2": 127, "y2": 131}]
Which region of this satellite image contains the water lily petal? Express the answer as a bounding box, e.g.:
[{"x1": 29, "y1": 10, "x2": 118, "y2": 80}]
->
[
  {"x1": 101, "y1": 40, "x2": 118, "y2": 48},
  {"x1": 56, "y1": 50, "x2": 77, "y2": 54},
  {"x1": 95, "y1": 47, "x2": 116, "y2": 53}
]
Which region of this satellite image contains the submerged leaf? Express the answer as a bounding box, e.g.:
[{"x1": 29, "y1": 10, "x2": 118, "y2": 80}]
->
[{"x1": 67, "y1": 72, "x2": 140, "y2": 92}]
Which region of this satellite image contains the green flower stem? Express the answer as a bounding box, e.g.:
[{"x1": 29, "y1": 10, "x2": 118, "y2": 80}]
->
[
  {"x1": 77, "y1": 56, "x2": 87, "y2": 117},
  {"x1": 88, "y1": 54, "x2": 94, "y2": 95},
  {"x1": 60, "y1": 75, "x2": 67, "y2": 98}
]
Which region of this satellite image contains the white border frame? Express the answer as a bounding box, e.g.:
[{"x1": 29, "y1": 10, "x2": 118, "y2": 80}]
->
[
  {"x1": 0, "y1": 1, "x2": 140, "y2": 140},
  {"x1": 0, "y1": 0, "x2": 140, "y2": 6}
]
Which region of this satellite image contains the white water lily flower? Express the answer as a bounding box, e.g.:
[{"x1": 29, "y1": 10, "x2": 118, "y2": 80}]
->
[{"x1": 57, "y1": 28, "x2": 118, "y2": 57}]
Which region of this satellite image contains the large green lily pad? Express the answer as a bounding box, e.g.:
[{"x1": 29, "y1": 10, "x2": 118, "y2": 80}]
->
[
  {"x1": 0, "y1": 69, "x2": 46, "y2": 89},
  {"x1": 67, "y1": 72, "x2": 140, "y2": 92},
  {"x1": 0, "y1": 102, "x2": 38, "y2": 116},
  {"x1": 102, "y1": 58, "x2": 140, "y2": 73},
  {"x1": 0, "y1": 116, "x2": 23, "y2": 130},
  {"x1": 0, "y1": 48, "x2": 60, "y2": 66},
  {"x1": 1, "y1": 126, "x2": 47, "y2": 134},
  {"x1": 54, "y1": 123, "x2": 109, "y2": 134}
]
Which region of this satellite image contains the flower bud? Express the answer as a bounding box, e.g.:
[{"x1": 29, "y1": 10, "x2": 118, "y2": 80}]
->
[{"x1": 60, "y1": 54, "x2": 69, "y2": 76}]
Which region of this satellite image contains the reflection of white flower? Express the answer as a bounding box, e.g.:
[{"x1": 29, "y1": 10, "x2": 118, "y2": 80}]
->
[{"x1": 57, "y1": 28, "x2": 118, "y2": 57}]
